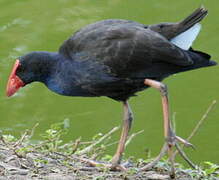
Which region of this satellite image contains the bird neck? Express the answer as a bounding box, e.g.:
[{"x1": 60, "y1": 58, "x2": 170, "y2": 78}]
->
[
  {"x1": 32, "y1": 52, "x2": 61, "y2": 82},
  {"x1": 44, "y1": 55, "x2": 97, "y2": 97}
]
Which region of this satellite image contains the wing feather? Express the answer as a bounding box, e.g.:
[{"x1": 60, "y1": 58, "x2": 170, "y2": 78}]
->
[{"x1": 59, "y1": 20, "x2": 194, "y2": 77}]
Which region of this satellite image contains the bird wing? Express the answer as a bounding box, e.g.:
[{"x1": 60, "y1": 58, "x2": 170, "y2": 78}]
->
[
  {"x1": 59, "y1": 20, "x2": 194, "y2": 78},
  {"x1": 59, "y1": 19, "x2": 144, "y2": 57}
]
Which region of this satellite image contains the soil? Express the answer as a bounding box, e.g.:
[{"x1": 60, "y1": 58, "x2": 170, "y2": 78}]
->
[{"x1": 0, "y1": 141, "x2": 192, "y2": 180}]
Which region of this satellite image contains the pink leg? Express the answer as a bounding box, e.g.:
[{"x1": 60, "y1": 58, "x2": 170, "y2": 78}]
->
[
  {"x1": 111, "y1": 101, "x2": 133, "y2": 169},
  {"x1": 142, "y1": 79, "x2": 194, "y2": 177},
  {"x1": 75, "y1": 101, "x2": 133, "y2": 171}
]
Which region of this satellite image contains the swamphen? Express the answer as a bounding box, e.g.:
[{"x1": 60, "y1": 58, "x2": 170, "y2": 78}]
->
[{"x1": 6, "y1": 7, "x2": 217, "y2": 174}]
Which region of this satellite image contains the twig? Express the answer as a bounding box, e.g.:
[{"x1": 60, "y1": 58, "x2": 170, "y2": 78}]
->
[
  {"x1": 0, "y1": 135, "x2": 7, "y2": 145},
  {"x1": 53, "y1": 151, "x2": 69, "y2": 158},
  {"x1": 71, "y1": 155, "x2": 126, "y2": 171},
  {"x1": 125, "y1": 130, "x2": 144, "y2": 147},
  {"x1": 13, "y1": 123, "x2": 39, "y2": 148},
  {"x1": 175, "y1": 143, "x2": 196, "y2": 169},
  {"x1": 72, "y1": 137, "x2": 81, "y2": 154},
  {"x1": 0, "y1": 133, "x2": 24, "y2": 158},
  {"x1": 173, "y1": 100, "x2": 217, "y2": 158},
  {"x1": 77, "y1": 126, "x2": 119, "y2": 155},
  {"x1": 172, "y1": 112, "x2": 177, "y2": 133},
  {"x1": 90, "y1": 147, "x2": 105, "y2": 160},
  {"x1": 76, "y1": 166, "x2": 98, "y2": 171},
  {"x1": 187, "y1": 100, "x2": 216, "y2": 141},
  {"x1": 28, "y1": 123, "x2": 39, "y2": 139},
  {"x1": 13, "y1": 131, "x2": 28, "y2": 147},
  {"x1": 32, "y1": 140, "x2": 50, "y2": 149},
  {"x1": 105, "y1": 140, "x2": 119, "y2": 147},
  {"x1": 104, "y1": 130, "x2": 144, "y2": 148},
  {"x1": 140, "y1": 143, "x2": 168, "y2": 171}
]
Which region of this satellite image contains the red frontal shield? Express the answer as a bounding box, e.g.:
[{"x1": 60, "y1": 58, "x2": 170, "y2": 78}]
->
[{"x1": 6, "y1": 60, "x2": 25, "y2": 97}]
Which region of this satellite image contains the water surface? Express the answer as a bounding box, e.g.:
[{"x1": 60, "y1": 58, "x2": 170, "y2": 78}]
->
[{"x1": 0, "y1": 0, "x2": 219, "y2": 164}]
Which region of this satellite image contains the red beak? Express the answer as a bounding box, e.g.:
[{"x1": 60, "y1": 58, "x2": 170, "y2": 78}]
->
[{"x1": 6, "y1": 59, "x2": 25, "y2": 97}]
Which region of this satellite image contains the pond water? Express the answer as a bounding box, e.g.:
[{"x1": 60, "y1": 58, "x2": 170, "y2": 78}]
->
[{"x1": 0, "y1": 0, "x2": 219, "y2": 164}]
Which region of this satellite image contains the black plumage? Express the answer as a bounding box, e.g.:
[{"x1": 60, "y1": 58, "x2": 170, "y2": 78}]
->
[{"x1": 56, "y1": 18, "x2": 215, "y2": 101}]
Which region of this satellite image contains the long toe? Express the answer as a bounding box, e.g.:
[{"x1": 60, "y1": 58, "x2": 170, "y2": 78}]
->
[
  {"x1": 110, "y1": 164, "x2": 127, "y2": 171},
  {"x1": 175, "y1": 135, "x2": 195, "y2": 149},
  {"x1": 111, "y1": 155, "x2": 127, "y2": 171},
  {"x1": 78, "y1": 156, "x2": 127, "y2": 171}
]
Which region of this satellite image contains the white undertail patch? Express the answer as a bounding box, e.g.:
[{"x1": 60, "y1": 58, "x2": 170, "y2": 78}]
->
[{"x1": 170, "y1": 23, "x2": 201, "y2": 50}]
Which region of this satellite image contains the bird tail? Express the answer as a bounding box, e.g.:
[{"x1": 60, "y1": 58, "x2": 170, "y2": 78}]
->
[
  {"x1": 171, "y1": 7, "x2": 214, "y2": 67},
  {"x1": 180, "y1": 49, "x2": 217, "y2": 72},
  {"x1": 148, "y1": 7, "x2": 208, "y2": 41},
  {"x1": 177, "y1": 7, "x2": 208, "y2": 35},
  {"x1": 170, "y1": 7, "x2": 208, "y2": 50},
  {"x1": 160, "y1": 50, "x2": 217, "y2": 78}
]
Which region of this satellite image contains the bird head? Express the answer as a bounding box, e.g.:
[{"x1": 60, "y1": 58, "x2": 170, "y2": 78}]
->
[{"x1": 6, "y1": 52, "x2": 55, "y2": 97}]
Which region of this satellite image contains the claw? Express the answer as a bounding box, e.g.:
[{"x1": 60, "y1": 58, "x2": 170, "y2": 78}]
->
[
  {"x1": 175, "y1": 136, "x2": 195, "y2": 149},
  {"x1": 76, "y1": 156, "x2": 127, "y2": 171},
  {"x1": 110, "y1": 164, "x2": 127, "y2": 171}
]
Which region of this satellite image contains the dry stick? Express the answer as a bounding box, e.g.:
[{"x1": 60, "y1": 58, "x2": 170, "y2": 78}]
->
[
  {"x1": 33, "y1": 140, "x2": 51, "y2": 149},
  {"x1": 125, "y1": 130, "x2": 144, "y2": 147},
  {"x1": 76, "y1": 166, "x2": 99, "y2": 171},
  {"x1": 105, "y1": 140, "x2": 119, "y2": 147},
  {"x1": 72, "y1": 155, "x2": 126, "y2": 171},
  {"x1": 0, "y1": 131, "x2": 27, "y2": 158},
  {"x1": 175, "y1": 143, "x2": 196, "y2": 168},
  {"x1": 187, "y1": 100, "x2": 216, "y2": 142},
  {"x1": 173, "y1": 100, "x2": 217, "y2": 158},
  {"x1": 172, "y1": 112, "x2": 177, "y2": 132},
  {"x1": 104, "y1": 130, "x2": 144, "y2": 148},
  {"x1": 54, "y1": 151, "x2": 108, "y2": 169},
  {"x1": 13, "y1": 131, "x2": 28, "y2": 148},
  {"x1": 28, "y1": 123, "x2": 39, "y2": 139},
  {"x1": 79, "y1": 141, "x2": 93, "y2": 145},
  {"x1": 77, "y1": 126, "x2": 119, "y2": 155},
  {"x1": 59, "y1": 139, "x2": 93, "y2": 150},
  {"x1": 13, "y1": 123, "x2": 39, "y2": 148},
  {"x1": 72, "y1": 137, "x2": 81, "y2": 154},
  {"x1": 140, "y1": 143, "x2": 168, "y2": 171}
]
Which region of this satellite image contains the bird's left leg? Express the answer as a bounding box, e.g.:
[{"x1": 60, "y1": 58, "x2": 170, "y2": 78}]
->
[
  {"x1": 142, "y1": 79, "x2": 194, "y2": 177},
  {"x1": 77, "y1": 101, "x2": 133, "y2": 171},
  {"x1": 111, "y1": 101, "x2": 133, "y2": 170}
]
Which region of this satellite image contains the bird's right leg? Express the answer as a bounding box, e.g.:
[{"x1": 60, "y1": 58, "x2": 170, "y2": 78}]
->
[{"x1": 141, "y1": 79, "x2": 195, "y2": 178}]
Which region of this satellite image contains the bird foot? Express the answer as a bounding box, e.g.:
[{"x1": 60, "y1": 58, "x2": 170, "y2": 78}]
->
[
  {"x1": 77, "y1": 156, "x2": 127, "y2": 171},
  {"x1": 167, "y1": 133, "x2": 194, "y2": 149},
  {"x1": 110, "y1": 155, "x2": 127, "y2": 171},
  {"x1": 175, "y1": 135, "x2": 194, "y2": 149},
  {"x1": 140, "y1": 135, "x2": 195, "y2": 172}
]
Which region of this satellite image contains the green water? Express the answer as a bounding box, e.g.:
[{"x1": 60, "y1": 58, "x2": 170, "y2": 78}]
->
[{"x1": 1, "y1": 0, "x2": 219, "y2": 164}]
